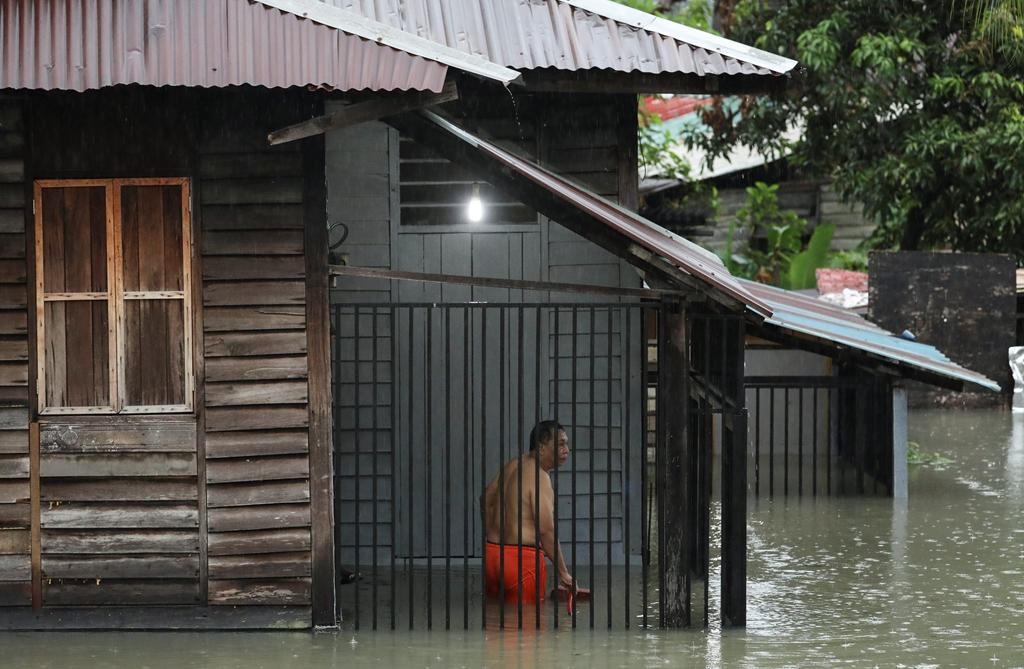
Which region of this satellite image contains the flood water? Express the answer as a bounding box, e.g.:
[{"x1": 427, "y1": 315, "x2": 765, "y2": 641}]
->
[{"x1": 4, "y1": 409, "x2": 1023, "y2": 668}]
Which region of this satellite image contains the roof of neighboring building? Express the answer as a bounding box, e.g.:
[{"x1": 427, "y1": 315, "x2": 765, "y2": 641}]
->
[
  {"x1": 743, "y1": 279, "x2": 1000, "y2": 392},
  {"x1": 322, "y1": 0, "x2": 797, "y2": 77},
  {"x1": 0, "y1": 0, "x2": 517, "y2": 92}
]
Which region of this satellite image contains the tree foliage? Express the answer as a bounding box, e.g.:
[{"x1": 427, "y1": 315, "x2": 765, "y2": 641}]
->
[{"x1": 687, "y1": 0, "x2": 1024, "y2": 258}]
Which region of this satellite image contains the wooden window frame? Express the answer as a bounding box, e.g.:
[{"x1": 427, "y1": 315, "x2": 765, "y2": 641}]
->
[{"x1": 34, "y1": 177, "x2": 195, "y2": 415}]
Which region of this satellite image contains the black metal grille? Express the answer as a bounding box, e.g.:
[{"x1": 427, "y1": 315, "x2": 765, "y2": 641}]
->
[{"x1": 330, "y1": 301, "x2": 746, "y2": 630}]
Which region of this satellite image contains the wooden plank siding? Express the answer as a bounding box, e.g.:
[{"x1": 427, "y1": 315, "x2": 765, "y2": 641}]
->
[
  {"x1": 199, "y1": 99, "x2": 314, "y2": 609},
  {"x1": 0, "y1": 100, "x2": 29, "y2": 603},
  {"x1": 37, "y1": 420, "x2": 201, "y2": 605}
]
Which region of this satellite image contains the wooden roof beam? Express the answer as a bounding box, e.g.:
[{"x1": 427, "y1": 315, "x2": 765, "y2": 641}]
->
[{"x1": 267, "y1": 81, "x2": 458, "y2": 145}]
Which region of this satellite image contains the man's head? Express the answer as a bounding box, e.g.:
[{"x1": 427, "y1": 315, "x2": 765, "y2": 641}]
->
[{"x1": 530, "y1": 420, "x2": 569, "y2": 470}]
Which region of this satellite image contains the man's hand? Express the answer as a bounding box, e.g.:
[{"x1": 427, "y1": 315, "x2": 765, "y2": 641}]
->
[{"x1": 558, "y1": 573, "x2": 576, "y2": 592}]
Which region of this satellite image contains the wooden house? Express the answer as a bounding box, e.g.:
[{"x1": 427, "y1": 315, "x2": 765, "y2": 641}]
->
[{"x1": 0, "y1": 0, "x2": 991, "y2": 633}]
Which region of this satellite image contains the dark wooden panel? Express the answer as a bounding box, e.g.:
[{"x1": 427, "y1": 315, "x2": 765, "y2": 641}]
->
[
  {"x1": 41, "y1": 478, "x2": 198, "y2": 502},
  {"x1": 0, "y1": 363, "x2": 27, "y2": 386},
  {"x1": 0, "y1": 502, "x2": 29, "y2": 527},
  {"x1": 43, "y1": 580, "x2": 201, "y2": 606},
  {"x1": 0, "y1": 529, "x2": 29, "y2": 553},
  {"x1": 119, "y1": 184, "x2": 184, "y2": 292},
  {"x1": 41, "y1": 530, "x2": 200, "y2": 554},
  {"x1": 202, "y1": 231, "x2": 303, "y2": 256},
  {"x1": 0, "y1": 430, "x2": 27, "y2": 453},
  {"x1": 123, "y1": 299, "x2": 186, "y2": 406},
  {"x1": 0, "y1": 407, "x2": 28, "y2": 428},
  {"x1": 0, "y1": 234, "x2": 25, "y2": 259},
  {"x1": 0, "y1": 310, "x2": 27, "y2": 335},
  {"x1": 0, "y1": 603, "x2": 311, "y2": 628},
  {"x1": 39, "y1": 420, "x2": 196, "y2": 453},
  {"x1": 204, "y1": 430, "x2": 308, "y2": 459},
  {"x1": 0, "y1": 480, "x2": 28, "y2": 503},
  {"x1": 203, "y1": 281, "x2": 305, "y2": 307},
  {"x1": 0, "y1": 285, "x2": 26, "y2": 309},
  {"x1": 0, "y1": 386, "x2": 28, "y2": 407},
  {"x1": 206, "y1": 504, "x2": 310, "y2": 532},
  {"x1": 208, "y1": 578, "x2": 310, "y2": 605},
  {"x1": 208, "y1": 528, "x2": 311, "y2": 556},
  {"x1": 208, "y1": 552, "x2": 310, "y2": 579},
  {"x1": 40, "y1": 453, "x2": 197, "y2": 478},
  {"x1": 40, "y1": 503, "x2": 198, "y2": 529},
  {"x1": 0, "y1": 581, "x2": 30, "y2": 606},
  {"x1": 204, "y1": 332, "x2": 307, "y2": 357},
  {"x1": 0, "y1": 210, "x2": 25, "y2": 235},
  {"x1": 201, "y1": 204, "x2": 304, "y2": 231},
  {"x1": 202, "y1": 257, "x2": 305, "y2": 281},
  {"x1": 205, "y1": 381, "x2": 308, "y2": 407},
  {"x1": 0, "y1": 339, "x2": 28, "y2": 361},
  {"x1": 203, "y1": 306, "x2": 305, "y2": 332},
  {"x1": 199, "y1": 152, "x2": 304, "y2": 180},
  {"x1": 206, "y1": 456, "x2": 309, "y2": 484},
  {"x1": 42, "y1": 555, "x2": 199, "y2": 579},
  {"x1": 0, "y1": 455, "x2": 28, "y2": 478},
  {"x1": 205, "y1": 356, "x2": 307, "y2": 383},
  {"x1": 207, "y1": 480, "x2": 310, "y2": 508},
  {"x1": 39, "y1": 186, "x2": 107, "y2": 293},
  {"x1": 0, "y1": 554, "x2": 30, "y2": 580},
  {"x1": 200, "y1": 178, "x2": 304, "y2": 206},
  {"x1": 43, "y1": 301, "x2": 110, "y2": 407},
  {"x1": 0, "y1": 158, "x2": 22, "y2": 183},
  {"x1": 205, "y1": 407, "x2": 309, "y2": 432}
]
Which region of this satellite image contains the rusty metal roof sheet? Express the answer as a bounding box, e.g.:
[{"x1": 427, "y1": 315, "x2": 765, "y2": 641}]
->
[
  {"x1": 743, "y1": 280, "x2": 1000, "y2": 392},
  {"x1": 0, "y1": 0, "x2": 516, "y2": 92},
  {"x1": 396, "y1": 110, "x2": 774, "y2": 318},
  {"x1": 323, "y1": 0, "x2": 797, "y2": 76}
]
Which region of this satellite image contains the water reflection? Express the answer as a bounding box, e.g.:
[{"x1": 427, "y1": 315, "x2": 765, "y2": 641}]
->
[{"x1": 4, "y1": 409, "x2": 1024, "y2": 668}]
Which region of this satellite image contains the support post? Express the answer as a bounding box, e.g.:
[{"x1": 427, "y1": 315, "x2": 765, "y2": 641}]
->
[
  {"x1": 303, "y1": 124, "x2": 338, "y2": 628},
  {"x1": 661, "y1": 305, "x2": 690, "y2": 627},
  {"x1": 720, "y1": 320, "x2": 746, "y2": 627},
  {"x1": 892, "y1": 385, "x2": 908, "y2": 500}
]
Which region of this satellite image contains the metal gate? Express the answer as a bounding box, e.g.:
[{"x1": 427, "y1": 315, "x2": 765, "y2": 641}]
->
[{"x1": 330, "y1": 301, "x2": 747, "y2": 630}]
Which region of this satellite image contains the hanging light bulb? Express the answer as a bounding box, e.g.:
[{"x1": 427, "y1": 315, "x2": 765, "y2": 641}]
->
[{"x1": 466, "y1": 182, "x2": 484, "y2": 223}]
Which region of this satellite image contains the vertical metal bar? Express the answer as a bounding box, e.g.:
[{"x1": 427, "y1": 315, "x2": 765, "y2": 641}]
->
[
  {"x1": 390, "y1": 306, "x2": 398, "y2": 630},
  {"x1": 589, "y1": 306, "x2": 596, "y2": 629},
  {"x1": 407, "y1": 306, "x2": 415, "y2": 630},
  {"x1": 331, "y1": 306, "x2": 342, "y2": 622},
  {"x1": 784, "y1": 387, "x2": 789, "y2": 498},
  {"x1": 828, "y1": 386, "x2": 835, "y2": 497},
  {"x1": 606, "y1": 308, "x2": 613, "y2": 629},
  {"x1": 769, "y1": 388, "x2": 775, "y2": 499},
  {"x1": 444, "y1": 307, "x2": 451, "y2": 630},
  {"x1": 754, "y1": 388, "x2": 760, "y2": 497},
  {"x1": 480, "y1": 308, "x2": 488, "y2": 630},
  {"x1": 656, "y1": 304, "x2": 666, "y2": 629},
  {"x1": 372, "y1": 307, "x2": 379, "y2": 629},
  {"x1": 516, "y1": 306, "x2": 524, "y2": 630},
  {"x1": 534, "y1": 306, "x2": 542, "y2": 627},
  {"x1": 798, "y1": 386, "x2": 804, "y2": 499},
  {"x1": 623, "y1": 307, "x2": 632, "y2": 629},
  {"x1": 498, "y1": 307, "x2": 506, "y2": 629},
  {"x1": 569, "y1": 306, "x2": 577, "y2": 629},
  {"x1": 463, "y1": 306, "x2": 471, "y2": 630},
  {"x1": 552, "y1": 307, "x2": 561, "y2": 629},
  {"x1": 641, "y1": 307, "x2": 649, "y2": 629},
  {"x1": 426, "y1": 308, "x2": 433, "y2": 630},
  {"x1": 812, "y1": 386, "x2": 818, "y2": 497},
  {"x1": 354, "y1": 306, "x2": 361, "y2": 630}
]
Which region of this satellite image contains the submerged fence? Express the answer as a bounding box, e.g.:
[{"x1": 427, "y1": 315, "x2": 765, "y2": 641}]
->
[{"x1": 330, "y1": 301, "x2": 746, "y2": 631}]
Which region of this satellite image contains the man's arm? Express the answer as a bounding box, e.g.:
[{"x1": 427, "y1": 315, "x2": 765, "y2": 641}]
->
[{"x1": 537, "y1": 471, "x2": 573, "y2": 588}]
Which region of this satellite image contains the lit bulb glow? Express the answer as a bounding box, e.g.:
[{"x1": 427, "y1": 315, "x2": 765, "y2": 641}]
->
[{"x1": 466, "y1": 195, "x2": 484, "y2": 223}]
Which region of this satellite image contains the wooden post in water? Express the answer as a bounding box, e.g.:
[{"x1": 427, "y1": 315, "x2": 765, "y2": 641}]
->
[
  {"x1": 892, "y1": 385, "x2": 908, "y2": 500},
  {"x1": 720, "y1": 319, "x2": 746, "y2": 627},
  {"x1": 660, "y1": 305, "x2": 691, "y2": 627}
]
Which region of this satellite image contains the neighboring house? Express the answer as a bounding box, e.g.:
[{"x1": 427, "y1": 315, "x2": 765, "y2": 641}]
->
[
  {"x1": 0, "y1": 0, "x2": 992, "y2": 635},
  {"x1": 639, "y1": 95, "x2": 876, "y2": 252}
]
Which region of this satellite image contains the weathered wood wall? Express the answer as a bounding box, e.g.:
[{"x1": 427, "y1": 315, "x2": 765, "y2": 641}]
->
[
  {"x1": 199, "y1": 94, "x2": 314, "y2": 607},
  {"x1": 0, "y1": 98, "x2": 30, "y2": 606}
]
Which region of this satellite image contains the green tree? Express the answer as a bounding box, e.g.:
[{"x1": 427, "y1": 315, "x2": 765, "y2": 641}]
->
[{"x1": 687, "y1": 1, "x2": 1024, "y2": 258}]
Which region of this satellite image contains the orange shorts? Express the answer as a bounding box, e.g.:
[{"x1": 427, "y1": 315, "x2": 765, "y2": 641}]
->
[{"x1": 484, "y1": 542, "x2": 547, "y2": 603}]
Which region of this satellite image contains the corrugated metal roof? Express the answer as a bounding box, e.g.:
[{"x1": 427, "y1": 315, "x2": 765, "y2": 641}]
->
[
  {"x1": 0, "y1": 0, "x2": 516, "y2": 92},
  {"x1": 743, "y1": 280, "x2": 1000, "y2": 392},
  {"x1": 395, "y1": 111, "x2": 774, "y2": 318},
  {"x1": 322, "y1": 0, "x2": 797, "y2": 77}
]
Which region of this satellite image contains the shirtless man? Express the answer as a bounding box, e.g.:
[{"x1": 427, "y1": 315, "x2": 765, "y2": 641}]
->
[{"x1": 482, "y1": 420, "x2": 575, "y2": 603}]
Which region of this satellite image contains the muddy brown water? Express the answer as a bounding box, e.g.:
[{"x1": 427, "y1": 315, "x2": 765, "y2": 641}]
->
[{"x1": 4, "y1": 409, "x2": 1023, "y2": 668}]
